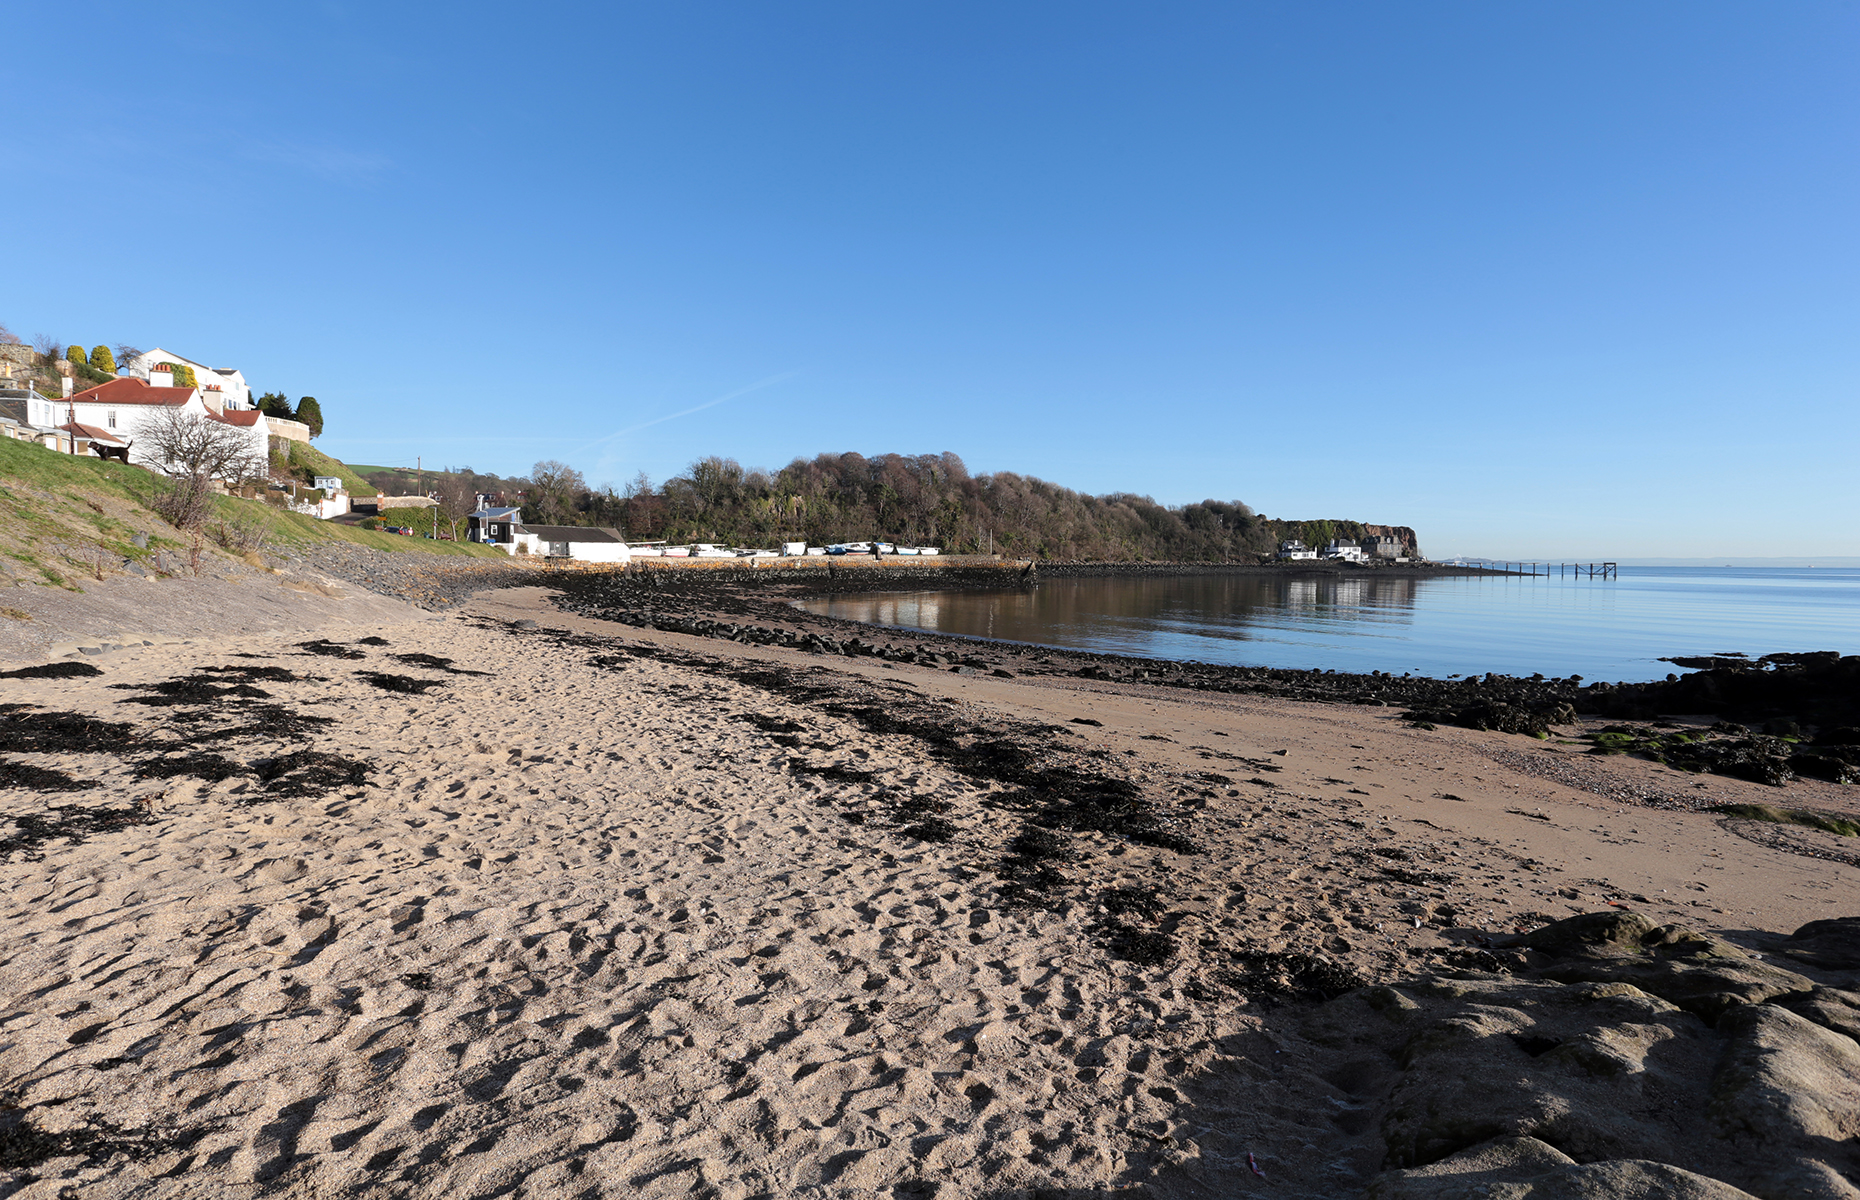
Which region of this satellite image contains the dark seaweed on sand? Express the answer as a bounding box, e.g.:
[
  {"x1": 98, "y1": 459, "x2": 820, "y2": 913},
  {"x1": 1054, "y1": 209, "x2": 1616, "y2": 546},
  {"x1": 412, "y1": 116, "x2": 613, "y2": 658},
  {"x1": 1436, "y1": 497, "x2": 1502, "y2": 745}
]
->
[
  {"x1": 1221, "y1": 950, "x2": 1368, "y2": 1003},
  {"x1": 354, "y1": 671, "x2": 447, "y2": 694},
  {"x1": 298, "y1": 639, "x2": 366, "y2": 659},
  {"x1": 787, "y1": 759, "x2": 876, "y2": 783},
  {"x1": 1104, "y1": 925, "x2": 1175, "y2": 965},
  {"x1": 134, "y1": 752, "x2": 249, "y2": 783},
  {"x1": 253, "y1": 750, "x2": 371, "y2": 798},
  {"x1": 0, "y1": 757, "x2": 101, "y2": 792},
  {"x1": 110, "y1": 678, "x2": 272, "y2": 705},
  {"x1": 391, "y1": 653, "x2": 491, "y2": 676},
  {"x1": 165, "y1": 703, "x2": 335, "y2": 743},
  {"x1": 0, "y1": 661, "x2": 103, "y2": 680},
  {"x1": 0, "y1": 705, "x2": 138, "y2": 753},
  {"x1": 358, "y1": 636, "x2": 389, "y2": 646},
  {"x1": 0, "y1": 802, "x2": 152, "y2": 861},
  {"x1": 197, "y1": 664, "x2": 313, "y2": 683},
  {"x1": 0, "y1": 1112, "x2": 206, "y2": 1170}
]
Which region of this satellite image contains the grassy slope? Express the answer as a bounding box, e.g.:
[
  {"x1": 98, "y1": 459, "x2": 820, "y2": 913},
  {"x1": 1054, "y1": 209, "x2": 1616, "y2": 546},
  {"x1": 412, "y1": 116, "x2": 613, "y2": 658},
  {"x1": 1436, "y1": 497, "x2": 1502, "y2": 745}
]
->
[
  {"x1": 0, "y1": 437, "x2": 503, "y2": 591},
  {"x1": 283, "y1": 441, "x2": 375, "y2": 495}
]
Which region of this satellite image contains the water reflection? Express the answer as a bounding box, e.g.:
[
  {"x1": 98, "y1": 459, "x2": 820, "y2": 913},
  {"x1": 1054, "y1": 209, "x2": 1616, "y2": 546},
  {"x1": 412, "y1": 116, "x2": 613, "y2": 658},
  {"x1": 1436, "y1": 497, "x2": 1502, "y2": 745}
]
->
[
  {"x1": 804, "y1": 575, "x2": 1422, "y2": 665},
  {"x1": 793, "y1": 567, "x2": 1860, "y2": 681}
]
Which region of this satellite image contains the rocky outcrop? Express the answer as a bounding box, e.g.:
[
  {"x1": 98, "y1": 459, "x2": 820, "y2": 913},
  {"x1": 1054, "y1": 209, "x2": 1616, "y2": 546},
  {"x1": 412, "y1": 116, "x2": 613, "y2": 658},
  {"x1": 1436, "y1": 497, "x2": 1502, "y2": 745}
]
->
[{"x1": 1303, "y1": 911, "x2": 1860, "y2": 1199}]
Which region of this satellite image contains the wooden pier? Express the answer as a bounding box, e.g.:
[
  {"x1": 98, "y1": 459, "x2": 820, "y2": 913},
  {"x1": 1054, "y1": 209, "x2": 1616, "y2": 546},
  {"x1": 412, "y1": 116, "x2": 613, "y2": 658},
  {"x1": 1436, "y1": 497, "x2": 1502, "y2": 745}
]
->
[{"x1": 1448, "y1": 559, "x2": 1618, "y2": 579}]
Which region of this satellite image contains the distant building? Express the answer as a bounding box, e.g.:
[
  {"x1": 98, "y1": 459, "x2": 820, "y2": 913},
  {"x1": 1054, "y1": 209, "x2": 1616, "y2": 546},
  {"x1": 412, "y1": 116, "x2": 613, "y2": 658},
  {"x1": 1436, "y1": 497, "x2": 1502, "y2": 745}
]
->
[
  {"x1": 1278, "y1": 539, "x2": 1318, "y2": 561},
  {"x1": 1324, "y1": 539, "x2": 1367, "y2": 562},
  {"x1": 1364, "y1": 534, "x2": 1402, "y2": 559},
  {"x1": 467, "y1": 506, "x2": 524, "y2": 546}
]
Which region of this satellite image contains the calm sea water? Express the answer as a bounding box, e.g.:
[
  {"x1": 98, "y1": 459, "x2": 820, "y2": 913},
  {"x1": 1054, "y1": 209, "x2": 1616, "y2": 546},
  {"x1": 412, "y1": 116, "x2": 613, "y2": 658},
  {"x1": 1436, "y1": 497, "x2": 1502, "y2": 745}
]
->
[{"x1": 794, "y1": 567, "x2": 1860, "y2": 683}]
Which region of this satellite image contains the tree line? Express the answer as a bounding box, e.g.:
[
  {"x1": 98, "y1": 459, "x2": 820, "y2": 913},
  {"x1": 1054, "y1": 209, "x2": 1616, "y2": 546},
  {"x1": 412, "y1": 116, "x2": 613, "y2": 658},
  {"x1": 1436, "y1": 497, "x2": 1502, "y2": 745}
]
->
[{"x1": 448, "y1": 451, "x2": 1417, "y2": 562}]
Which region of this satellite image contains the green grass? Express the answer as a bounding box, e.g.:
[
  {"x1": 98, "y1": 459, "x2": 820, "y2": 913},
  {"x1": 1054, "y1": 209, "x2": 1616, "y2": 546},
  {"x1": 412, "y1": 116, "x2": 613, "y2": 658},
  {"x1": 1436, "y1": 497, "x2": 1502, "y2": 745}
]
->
[
  {"x1": 0, "y1": 435, "x2": 503, "y2": 564},
  {"x1": 1710, "y1": 803, "x2": 1860, "y2": 838},
  {"x1": 281, "y1": 441, "x2": 374, "y2": 494}
]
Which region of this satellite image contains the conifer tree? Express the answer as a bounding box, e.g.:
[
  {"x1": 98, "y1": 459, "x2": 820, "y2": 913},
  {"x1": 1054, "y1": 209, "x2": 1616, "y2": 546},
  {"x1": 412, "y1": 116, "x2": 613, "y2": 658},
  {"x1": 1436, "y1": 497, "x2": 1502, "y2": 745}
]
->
[
  {"x1": 294, "y1": 397, "x2": 324, "y2": 438},
  {"x1": 66, "y1": 346, "x2": 84, "y2": 365},
  {"x1": 89, "y1": 345, "x2": 115, "y2": 374}
]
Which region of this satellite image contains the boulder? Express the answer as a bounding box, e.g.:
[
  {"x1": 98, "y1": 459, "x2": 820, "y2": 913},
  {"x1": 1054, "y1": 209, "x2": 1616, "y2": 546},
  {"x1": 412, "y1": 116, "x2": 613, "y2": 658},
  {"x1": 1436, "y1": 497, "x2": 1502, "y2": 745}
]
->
[
  {"x1": 1779, "y1": 987, "x2": 1860, "y2": 1043},
  {"x1": 1538, "y1": 955, "x2": 1816, "y2": 1021},
  {"x1": 1519, "y1": 913, "x2": 1815, "y2": 1019},
  {"x1": 1376, "y1": 980, "x2": 1713, "y2": 1168},
  {"x1": 1710, "y1": 1003, "x2": 1860, "y2": 1145},
  {"x1": 1781, "y1": 917, "x2": 1860, "y2": 972},
  {"x1": 1368, "y1": 1137, "x2": 1759, "y2": 1199}
]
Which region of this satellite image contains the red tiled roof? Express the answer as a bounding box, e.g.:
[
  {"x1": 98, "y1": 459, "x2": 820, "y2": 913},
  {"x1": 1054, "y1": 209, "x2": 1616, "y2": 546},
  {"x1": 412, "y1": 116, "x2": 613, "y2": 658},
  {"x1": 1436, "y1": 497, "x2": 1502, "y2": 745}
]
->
[
  {"x1": 58, "y1": 422, "x2": 129, "y2": 446},
  {"x1": 210, "y1": 410, "x2": 264, "y2": 427},
  {"x1": 68, "y1": 376, "x2": 195, "y2": 407}
]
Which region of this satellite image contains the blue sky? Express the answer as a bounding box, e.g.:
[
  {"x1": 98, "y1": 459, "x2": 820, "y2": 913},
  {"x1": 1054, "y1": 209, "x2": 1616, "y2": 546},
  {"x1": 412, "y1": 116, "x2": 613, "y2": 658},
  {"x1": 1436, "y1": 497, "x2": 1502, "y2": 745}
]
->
[{"x1": 9, "y1": 2, "x2": 1856, "y2": 559}]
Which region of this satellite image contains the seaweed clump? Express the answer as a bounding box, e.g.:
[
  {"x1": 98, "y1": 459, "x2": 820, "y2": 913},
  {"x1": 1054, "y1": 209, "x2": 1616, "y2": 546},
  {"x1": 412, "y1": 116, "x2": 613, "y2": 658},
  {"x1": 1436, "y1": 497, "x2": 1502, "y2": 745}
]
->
[
  {"x1": 298, "y1": 639, "x2": 366, "y2": 660},
  {"x1": 0, "y1": 802, "x2": 153, "y2": 861},
  {"x1": 110, "y1": 678, "x2": 271, "y2": 706},
  {"x1": 0, "y1": 759, "x2": 101, "y2": 792},
  {"x1": 0, "y1": 1111, "x2": 204, "y2": 1171},
  {"x1": 134, "y1": 752, "x2": 249, "y2": 783},
  {"x1": 254, "y1": 751, "x2": 372, "y2": 799},
  {"x1": 0, "y1": 662, "x2": 103, "y2": 680},
  {"x1": 0, "y1": 705, "x2": 138, "y2": 753},
  {"x1": 1222, "y1": 950, "x2": 1368, "y2": 1003},
  {"x1": 354, "y1": 671, "x2": 446, "y2": 695},
  {"x1": 391, "y1": 653, "x2": 490, "y2": 676}
]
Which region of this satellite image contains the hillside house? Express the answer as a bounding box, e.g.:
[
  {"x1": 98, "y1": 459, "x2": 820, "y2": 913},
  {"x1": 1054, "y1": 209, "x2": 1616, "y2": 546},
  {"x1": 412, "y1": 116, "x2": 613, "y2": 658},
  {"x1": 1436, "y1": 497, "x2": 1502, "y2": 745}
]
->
[
  {"x1": 1324, "y1": 539, "x2": 1367, "y2": 562},
  {"x1": 1364, "y1": 534, "x2": 1402, "y2": 559},
  {"x1": 52, "y1": 377, "x2": 276, "y2": 472},
  {"x1": 1278, "y1": 539, "x2": 1318, "y2": 560},
  {"x1": 124, "y1": 348, "x2": 254, "y2": 410}
]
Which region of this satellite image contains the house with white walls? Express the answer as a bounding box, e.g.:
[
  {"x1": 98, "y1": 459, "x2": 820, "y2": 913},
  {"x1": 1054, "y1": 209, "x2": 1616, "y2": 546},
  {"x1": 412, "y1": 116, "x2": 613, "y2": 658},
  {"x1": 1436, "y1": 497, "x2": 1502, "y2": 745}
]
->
[
  {"x1": 123, "y1": 348, "x2": 253, "y2": 411},
  {"x1": 54, "y1": 376, "x2": 274, "y2": 473}
]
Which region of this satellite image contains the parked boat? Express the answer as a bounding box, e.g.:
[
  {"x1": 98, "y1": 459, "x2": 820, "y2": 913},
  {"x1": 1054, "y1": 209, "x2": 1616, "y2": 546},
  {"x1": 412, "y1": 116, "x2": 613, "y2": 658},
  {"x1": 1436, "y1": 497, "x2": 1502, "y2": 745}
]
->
[{"x1": 662, "y1": 546, "x2": 691, "y2": 557}]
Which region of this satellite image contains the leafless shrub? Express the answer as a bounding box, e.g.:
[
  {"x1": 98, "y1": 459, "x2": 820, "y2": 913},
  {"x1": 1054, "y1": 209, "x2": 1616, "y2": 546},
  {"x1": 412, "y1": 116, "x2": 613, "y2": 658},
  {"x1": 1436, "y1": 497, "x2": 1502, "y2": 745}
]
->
[
  {"x1": 138, "y1": 405, "x2": 265, "y2": 484},
  {"x1": 0, "y1": 322, "x2": 20, "y2": 345},
  {"x1": 151, "y1": 475, "x2": 216, "y2": 532},
  {"x1": 207, "y1": 514, "x2": 271, "y2": 554},
  {"x1": 31, "y1": 333, "x2": 61, "y2": 360}
]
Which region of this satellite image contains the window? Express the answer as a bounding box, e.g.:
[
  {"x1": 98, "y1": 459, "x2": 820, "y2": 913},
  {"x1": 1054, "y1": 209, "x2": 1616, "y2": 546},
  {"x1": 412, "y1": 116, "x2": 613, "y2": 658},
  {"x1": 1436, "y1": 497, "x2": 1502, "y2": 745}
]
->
[{"x1": 107, "y1": 411, "x2": 117, "y2": 429}]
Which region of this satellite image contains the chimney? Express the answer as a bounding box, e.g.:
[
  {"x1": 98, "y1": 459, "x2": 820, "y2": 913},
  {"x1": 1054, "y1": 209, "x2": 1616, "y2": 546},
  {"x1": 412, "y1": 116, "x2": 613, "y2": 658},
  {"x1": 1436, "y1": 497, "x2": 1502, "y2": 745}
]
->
[{"x1": 62, "y1": 374, "x2": 73, "y2": 398}]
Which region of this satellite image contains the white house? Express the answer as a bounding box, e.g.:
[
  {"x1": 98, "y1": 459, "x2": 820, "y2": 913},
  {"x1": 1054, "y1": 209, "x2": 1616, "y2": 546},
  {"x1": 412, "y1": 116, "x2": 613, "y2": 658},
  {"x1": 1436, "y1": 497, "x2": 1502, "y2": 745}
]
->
[
  {"x1": 124, "y1": 348, "x2": 253, "y2": 411},
  {"x1": 54, "y1": 376, "x2": 273, "y2": 473},
  {"x1": 1324, "y1": 539, "x2": 1367, "y2": 563},
  {"x1": 1278, "y1": 539, "x2": 1318, "y2": 561},
  {"x1": 465, "y1": 508, "x2": 631, "y2": 562}
]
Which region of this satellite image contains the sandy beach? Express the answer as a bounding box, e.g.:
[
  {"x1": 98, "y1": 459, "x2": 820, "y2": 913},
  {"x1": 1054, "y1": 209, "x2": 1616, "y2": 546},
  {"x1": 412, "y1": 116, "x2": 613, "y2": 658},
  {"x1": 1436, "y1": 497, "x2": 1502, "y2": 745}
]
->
[{"x1": 4, "y1": 571, "x2": 1859, "y2": 1198}]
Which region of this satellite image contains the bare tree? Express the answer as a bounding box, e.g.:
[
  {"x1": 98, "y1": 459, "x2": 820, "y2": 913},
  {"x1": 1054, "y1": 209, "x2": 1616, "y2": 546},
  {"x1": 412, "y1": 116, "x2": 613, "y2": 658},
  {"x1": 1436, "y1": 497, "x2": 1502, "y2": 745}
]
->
[
  {"x1": 31, "y1": 333, "x2": 62, "y2": 361},
  {"x1": 526, "y1": 459, "x2": 588, "y2": 525},
  {"x1": 114, "y1": 345, "x2": 145, "y2": 376},
  {"x1": 139, "y1": 406, "x2": 266, "y2": 484},
  {"x1": 0, "y1": 322, "x2": 20, "y2": 345}
]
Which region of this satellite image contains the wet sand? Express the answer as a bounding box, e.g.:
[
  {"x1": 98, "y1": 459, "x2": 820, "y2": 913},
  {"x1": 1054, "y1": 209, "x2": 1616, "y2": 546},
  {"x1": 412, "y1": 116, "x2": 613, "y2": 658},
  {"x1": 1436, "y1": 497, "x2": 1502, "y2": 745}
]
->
[{"x1": 1, "y1": 582, "x2": 1857, "y2": 1197}]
